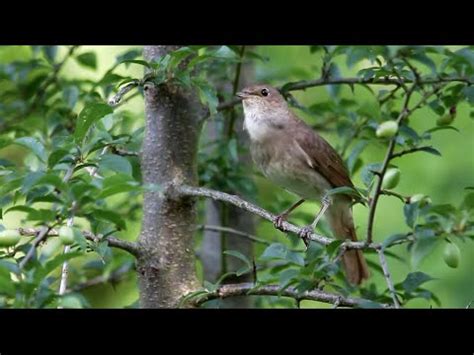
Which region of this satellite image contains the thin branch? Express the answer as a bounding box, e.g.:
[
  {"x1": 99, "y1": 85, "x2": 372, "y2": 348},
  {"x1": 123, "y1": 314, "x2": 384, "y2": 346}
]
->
[
  {"x1": 108, "y1": 81, "x2": 140, "y2": 107},
  {"x1": 18, "y1": 228, "x2": 141, "y2": 257},
  {"x1": 58, "y1": 216, "x2": 75, "y2": 304},
  {"x1": 175, "y1": 185, "x2": 380, "y2": 251},
  {"x1": 377, "y1": 249, "x2": 401, "y2": 308},
  {"x1": 366, "y1": 83, "x2": 444, "y2": 244},
  {"x1": 195, "y1": 224, "x2": 272, "y2": 246},
  {"x1": 189, "y1": 282, "x2": 392, "y2": 308},
  {"x1": 109, "y1": 146, "x2": 139, "y2": 157},
  {"x1": 18, "y1": 226, "x2": 54, "y2": 269},
  {"x1": 19, "y1": 163, "x2": 76, "y2": 269},
  {"x1": 216, "y1": 75, "x2": 473, "y2": 113},
  {"x1": 390, "y1": 146, "x2": 437, "y2": 160}
]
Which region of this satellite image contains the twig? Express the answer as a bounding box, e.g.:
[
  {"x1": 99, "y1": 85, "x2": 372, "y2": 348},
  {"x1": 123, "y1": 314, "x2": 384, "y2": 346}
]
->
[
  {"x1": 366, "y1": 83, "x2": 444, "y2": 243},
  {"x1": 189, "y1": 282, "x2": 392, "y2": 308},
  {"x1": 57, "y1": 217, "x2": 74, "y2": 308},
  {"x1": 195, "y1": 224, "x2": 272, "y2": 246},
  {"x1": 18, "y1": 228, "x2": 141, "y2": 256},
  {"x1": 108, "y1": 81, "x2": 140, "y2": 107},
  {"x1": 19, "y1": 163, "x2": 76, "y2": 269},
  {"x1": 377, "y1": 248, "x2": 401, "y2": 308},
  {"x1": 216, "y1": 75, "x2": 473, "y2": 113},
  {"x1": 18, "y1": 226, "x2": 54, "y2": 269}
]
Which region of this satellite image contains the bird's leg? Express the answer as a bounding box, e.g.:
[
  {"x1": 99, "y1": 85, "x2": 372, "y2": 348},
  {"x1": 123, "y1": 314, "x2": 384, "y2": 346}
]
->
[
  {"x1": 298, "y1": 195, "x2": 332, "y2": 248},
  {"x1": 273, "y1": 199, "x2": 305, "y2": 230}
]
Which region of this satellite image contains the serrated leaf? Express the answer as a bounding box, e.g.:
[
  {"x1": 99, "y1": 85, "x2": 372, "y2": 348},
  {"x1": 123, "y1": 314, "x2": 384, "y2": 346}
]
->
[
  {"x1": 75, "y1": 103, "x2": 113, "y2": 143},
  {"x1": 14, "y1": 137, "x2": 47, "y2": 163}
]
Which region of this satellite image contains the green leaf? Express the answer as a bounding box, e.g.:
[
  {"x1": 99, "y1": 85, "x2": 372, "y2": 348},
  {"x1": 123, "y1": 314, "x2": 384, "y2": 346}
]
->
[
  {"x1": 223, "y1": 250, "x2": 251, "y2": 268},
  {"x1": 411, "y1": 229, "x2": 438, "y2": 268},
  {"x1": 14, "y1": 137, "x2": 47, "y2": 163},
  {"x1": 462, "y1": 192, "x2": 474, "y2": 210},
  {"x1": 99, "y1": 174, "x2": 138, "y2": 199},
  {"x1": 75, "y1": 103, "x2": 113, "y2": 143},
  {"x1": 404, "y1": 202, "x2": 419, "y2": 228},
  {"x1": 326, "y1": 239, "x2": 344, "y2": 258},
  {"x1": 463, "y1": 85, "x2": 474, "y2": 104},
  {"x1": 416, "y1": 146, "x2": 441, "y2": 157},
  {"x1": 63, "y1": 86, "x2": 80, "y2": 109},
  {"x1": 75, "y1": 52, "x2": 97, "y2": 70},
  {"x1": 43, "y1": 46, "x2": 58, "y2": 63},
  {"x1": 118, "y1": 59, "x2": 151, "y2": 68},
  {"x1": 34, "y1": 251, "x2": 82, "y2": 285},
  {"x1": 326, "y1": 186, "x2": 362, "y2": 199},
  {"x1": 361, "y1": 162, "x2": 382, "y2": 187},
  {"x1": 192, "y1": 79, "x2": 218, "y2": 115},
  {"x1": 347, "y1": 140, "x2": 368, "y2": 174},
  {"x1": 424, "y1": 126, "x2": 460, "y2": 135},
  {"x1": 48, "y1": 149, "x2": 71, "y2": 168},
  {"x1": 99, "y1": 154, "x2": 132, "y2": 175},
  {"x1": 260, "y1": 243, "x2": 287, "y2": 260},
  {"x1": 401, "y1": 272, "x2": 435, "y2": 293},
  {"x1": 92, "y1": 209, "x2": 126, "y2": 230}
]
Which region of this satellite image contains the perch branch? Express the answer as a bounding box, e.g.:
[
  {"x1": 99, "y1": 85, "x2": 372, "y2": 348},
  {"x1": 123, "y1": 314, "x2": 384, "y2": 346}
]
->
[
  {"x1": 189, "y1": 282, "x2": 392, "y2": 308},
  {"x1": 175, "y1": 185, "x2": 380, "y2": 251}
]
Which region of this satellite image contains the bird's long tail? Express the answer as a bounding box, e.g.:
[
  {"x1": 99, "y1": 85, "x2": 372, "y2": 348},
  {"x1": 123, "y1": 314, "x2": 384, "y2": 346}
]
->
[{"x1": 326, "y1": 202, "x2": 370, "y2": 285}]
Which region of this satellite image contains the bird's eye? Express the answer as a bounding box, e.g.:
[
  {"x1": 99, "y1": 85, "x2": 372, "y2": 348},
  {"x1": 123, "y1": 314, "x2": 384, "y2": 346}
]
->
[{"x1": 261, "y1": 88, "x2": 269, "y2": 97}]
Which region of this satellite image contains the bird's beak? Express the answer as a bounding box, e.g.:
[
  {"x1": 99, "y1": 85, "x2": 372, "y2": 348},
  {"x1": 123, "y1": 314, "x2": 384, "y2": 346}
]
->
[{"x1": 236, "y1": 90, "x2": 250, "y2": 99}]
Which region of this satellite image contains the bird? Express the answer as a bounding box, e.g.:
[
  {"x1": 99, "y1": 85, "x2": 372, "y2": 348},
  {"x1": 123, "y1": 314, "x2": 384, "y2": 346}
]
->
[{"x1": 236, "y1": 84, "x2": 370, "y2": 285}]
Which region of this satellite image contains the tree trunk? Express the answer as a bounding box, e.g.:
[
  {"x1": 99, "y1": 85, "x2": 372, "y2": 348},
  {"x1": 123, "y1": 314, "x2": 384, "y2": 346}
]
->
[{"x1": 137, "y1": 45, "x2": 204, "y2": 308}]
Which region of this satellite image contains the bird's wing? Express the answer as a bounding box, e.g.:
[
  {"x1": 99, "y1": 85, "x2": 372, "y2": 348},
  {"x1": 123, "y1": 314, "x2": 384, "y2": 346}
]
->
[{"x1": 292, "y1": 117, "x2": 353, "y2": 188}]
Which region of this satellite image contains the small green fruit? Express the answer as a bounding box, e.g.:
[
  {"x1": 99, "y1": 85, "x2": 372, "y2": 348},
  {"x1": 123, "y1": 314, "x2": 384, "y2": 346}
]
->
[
  {"x1": 61, "y1": 295, "x2": 83, "y2": 308},
  {"x1": 59, "y1": 226, "x2": 75, "y2": 246},
  {"x1": 376, "y1": 120, "x2": 399, "y2": 138},
  {"x1": 410, "y1": 194, "x2": 431, "y2": 207},
  {"x1": 0, "y1": 229, "x2": 21, "y2": 247},
  {"x1": 382, "y1": 168, "x2": 401, "y2": 189},
  {"x1": 443, "y1": 242, "x2": 460, "y2": 268}
]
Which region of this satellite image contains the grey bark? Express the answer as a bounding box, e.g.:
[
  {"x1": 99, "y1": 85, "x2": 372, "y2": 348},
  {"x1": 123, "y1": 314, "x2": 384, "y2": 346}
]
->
[
  {"x1": 137, "y1": 46, "x2": 204, "y2": 308},
  {"x1": 200, "y1": 55, "x2": 256, "y2": 308}
]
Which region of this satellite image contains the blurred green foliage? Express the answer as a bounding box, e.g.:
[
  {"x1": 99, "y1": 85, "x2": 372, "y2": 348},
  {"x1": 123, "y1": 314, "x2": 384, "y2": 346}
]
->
[{"x1": 0, "y1": 45, "x2": 473, "y2": 308}]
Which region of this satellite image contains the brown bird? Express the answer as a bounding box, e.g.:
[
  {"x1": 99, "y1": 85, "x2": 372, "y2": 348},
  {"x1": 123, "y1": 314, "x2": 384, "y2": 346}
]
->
[{"x1": 237, "y1": 84, "x2": 370, "y2": 285}]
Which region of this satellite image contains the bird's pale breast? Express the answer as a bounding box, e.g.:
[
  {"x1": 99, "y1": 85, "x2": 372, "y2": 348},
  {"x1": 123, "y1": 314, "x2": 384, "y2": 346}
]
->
[{"x1": 251, "y1": 138, "x2": 332, "y2": 201}]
